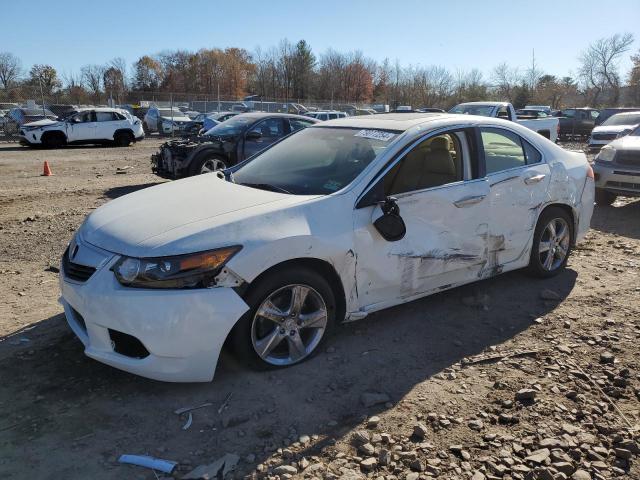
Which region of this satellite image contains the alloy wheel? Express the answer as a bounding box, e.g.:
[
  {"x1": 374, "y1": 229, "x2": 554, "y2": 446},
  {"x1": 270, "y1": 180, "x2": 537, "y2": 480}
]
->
[
  {"x1": 251, "y1": 284, "x2": 328, "y2": 366},
  {"x1": 200, "y1": 158, "x2": 226, "y2": 174},
  {"x1": 538, "y1": 217, "x2": 570, "y2": 271}
]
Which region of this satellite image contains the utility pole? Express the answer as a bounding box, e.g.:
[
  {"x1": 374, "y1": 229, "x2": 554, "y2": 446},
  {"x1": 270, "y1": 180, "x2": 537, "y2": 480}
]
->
[{"x1": 38, "y1": 76, "x2": 46, "y2": 117}]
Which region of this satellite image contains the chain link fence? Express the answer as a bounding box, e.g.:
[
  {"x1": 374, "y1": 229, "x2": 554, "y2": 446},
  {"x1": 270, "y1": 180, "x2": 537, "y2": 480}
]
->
[{"x1": 0, "y1": 86, "x2": 383, "y2": 143}]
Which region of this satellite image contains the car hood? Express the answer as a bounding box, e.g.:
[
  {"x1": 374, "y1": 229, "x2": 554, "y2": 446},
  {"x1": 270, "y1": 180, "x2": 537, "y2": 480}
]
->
[
  {"x1": 81, "y1": 175, "x2": 316, "y2": 257},
  {"x1": 592, "y1": 124, "x2": 638, "y2": 134},
  {"x1": 607, "y1": 135, "x2": 640, "y2": 151},
  {"x1": 23, "y1": 118, "x2": 60, "y2": 128}
]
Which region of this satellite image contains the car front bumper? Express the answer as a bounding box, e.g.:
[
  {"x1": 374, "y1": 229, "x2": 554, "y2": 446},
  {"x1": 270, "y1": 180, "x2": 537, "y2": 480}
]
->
[
  {"x1": 59, "y1": 237, "x2": 249, "y2": 382},
  {"x1": 593, "y1": 160, "x2": 640, "y2": 197}
]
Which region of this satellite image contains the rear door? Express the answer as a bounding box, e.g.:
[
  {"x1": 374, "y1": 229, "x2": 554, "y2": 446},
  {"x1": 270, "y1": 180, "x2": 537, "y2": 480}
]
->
[{"x1": 478, "y1": 126, "x2": 550, "y2": 267}]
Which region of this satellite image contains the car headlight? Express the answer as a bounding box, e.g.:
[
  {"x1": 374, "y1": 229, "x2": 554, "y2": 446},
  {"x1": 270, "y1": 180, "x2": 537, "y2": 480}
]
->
[
  {"x1": 112, "y1": 246, "x2": 241, "y2": 289},
  {"x1": 596, "y1": 146, "x2": 616, "y2": 162}
]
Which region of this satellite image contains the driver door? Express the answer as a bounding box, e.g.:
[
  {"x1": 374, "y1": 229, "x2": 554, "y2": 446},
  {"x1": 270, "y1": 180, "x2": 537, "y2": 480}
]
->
[
  {"x1": 352, "y1": 128, "x2": 491, "y2": 310},
  {"x1": 67, "y1": 111, "x2": 97, "y2": 141},
  {"x1": 242, "y1": 118, "x2": 286, "y2": 160}
]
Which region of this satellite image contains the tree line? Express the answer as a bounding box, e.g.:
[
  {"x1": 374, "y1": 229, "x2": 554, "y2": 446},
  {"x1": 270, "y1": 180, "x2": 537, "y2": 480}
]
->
[{"x1": 0, "y1": 33, "x2": 638, "y2": 109}]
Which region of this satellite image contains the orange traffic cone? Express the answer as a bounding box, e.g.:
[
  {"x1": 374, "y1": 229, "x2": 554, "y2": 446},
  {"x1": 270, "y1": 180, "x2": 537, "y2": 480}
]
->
[{"x1": 41, "y1": 161, "x2": 54, "y2": 176}]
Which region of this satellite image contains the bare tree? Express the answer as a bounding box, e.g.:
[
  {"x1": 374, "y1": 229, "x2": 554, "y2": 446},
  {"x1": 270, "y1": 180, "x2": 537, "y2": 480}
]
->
[
  {"x1": 0, "y1": 52, "x2": 22, "y2": 89},
  {"x1": 579, "y1": 33, "x2": 634, "y2": 106},
  {"x1": 81, "y1": 64, "x2": 105, "y2": 99},
  {"x1": 491, "y1": 62, "x2": 521, "y2": 102}
]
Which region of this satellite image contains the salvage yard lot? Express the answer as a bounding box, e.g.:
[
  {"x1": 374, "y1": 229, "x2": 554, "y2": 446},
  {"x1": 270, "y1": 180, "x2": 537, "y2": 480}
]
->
[{"x1": 1, "y1": 141, "x2": 639, "y2": 479}]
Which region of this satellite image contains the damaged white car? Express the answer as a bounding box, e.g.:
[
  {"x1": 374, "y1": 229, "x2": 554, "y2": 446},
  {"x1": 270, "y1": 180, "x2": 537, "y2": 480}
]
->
[{"x1": 60, "y1": 113, "x2": 595, "y2": 382}]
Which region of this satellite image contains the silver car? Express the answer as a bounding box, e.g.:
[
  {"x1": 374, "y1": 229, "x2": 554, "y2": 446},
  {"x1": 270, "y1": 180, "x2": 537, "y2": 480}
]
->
[{"x1": 593, "y1": 125, "x2": 640, "y2": 205}]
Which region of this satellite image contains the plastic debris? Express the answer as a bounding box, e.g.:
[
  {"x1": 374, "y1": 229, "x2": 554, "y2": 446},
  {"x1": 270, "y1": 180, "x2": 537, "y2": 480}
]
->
[
  {"x1": 218, "y1": 393, "x2": 233, "y2": 414},
  {"x1": 183, "y1": 453, "x2": 240, "y2": 479},
  {"x1": 173, "y1": 402, "x2": 212, "y2": 415},
  {"x1": 182, "y1": 412, "x2": 193, "y2": 430},
  {"x1": 118, "y1": 454, "x2": 177, "y2": 473}
]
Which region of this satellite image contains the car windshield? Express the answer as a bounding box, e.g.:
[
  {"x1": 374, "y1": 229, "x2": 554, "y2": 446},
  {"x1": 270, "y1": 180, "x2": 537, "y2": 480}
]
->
[
  {"x1": 602, "y1": 113, "x2": 640, "y2": 126},
  {"x1": 159, "y1": 109, "x2": 184, "y2": 117},
  {"x1": 232, "y1": 127, "x2": 399, "y2": 195},
  {"x1": 630, "y1": 125, "x2": 640, "y2": 136},
  {"x1": 449, "y1": 105, "x2": 495, "y2": 117},
  {"x1": 203, "y1": 116, "x2": 254, "y2": 136}
]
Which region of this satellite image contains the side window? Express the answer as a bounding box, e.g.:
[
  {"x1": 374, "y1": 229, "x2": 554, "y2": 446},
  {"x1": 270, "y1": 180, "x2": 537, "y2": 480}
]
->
[
  {"x1": 328, "y1": 113, "x2": 338, "y2": 119},
  {"x1": 590, "y1": 111, "x2": 599, "y2": 120},
  {"x1": 318, "y1": 113, "x2": 328, "y2": 121},
  {"x1": 481, "y1": 128, "x2": 541, "y2": 173},
  {"x1": 77, "y1": 111, "x2": 95, "y2": 123},
  {"x1": 496, "y1": 106, "x2": 511, "y2": 120},
  {"x1": 248, "y1": 118, "x2": 284, "y2": 138},
  {"x1": 562, "y1": 109, "x2": 575, "y2": 118},
  {"x1": 114, "y1": 112, "x2": 127, "y2": 120},
  {"x1": 96, "y1": 112, "x2": 117, "y2": 122},
  {"x1": 384, "y1": 132, "x2": 465, "y2": 195},
  {"x1": 289, "y1": 118, "x2": 314, "y2": 132}
]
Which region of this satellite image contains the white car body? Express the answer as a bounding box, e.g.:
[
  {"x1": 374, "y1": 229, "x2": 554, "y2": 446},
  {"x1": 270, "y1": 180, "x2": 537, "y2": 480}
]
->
[
  {"x1": 143, "y1": 107, "x2": 192, "y2": 135},
  {"x1": 19, "y1": 108, "x2": 144, "y2": 146},
  {"x1": 59, "y1": 114, "x2": 594, "y2": 382},
  {"x1": 451, "y1": 102, "x2": 560, "y2": 143},
  {"x1": 588, "y1": 112, "x2": 640, "y2": 150}
]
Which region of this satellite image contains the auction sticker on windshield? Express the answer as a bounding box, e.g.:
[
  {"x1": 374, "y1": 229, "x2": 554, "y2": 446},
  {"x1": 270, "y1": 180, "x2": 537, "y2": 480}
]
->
[{"x1": 354, "y1": 129, "x2": 396, "y2": 141}]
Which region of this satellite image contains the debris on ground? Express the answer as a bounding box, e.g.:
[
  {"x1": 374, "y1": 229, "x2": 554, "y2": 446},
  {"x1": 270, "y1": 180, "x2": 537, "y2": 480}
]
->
[{"x1": 117, "y1": 454, "x2": 177, "y2": 473}]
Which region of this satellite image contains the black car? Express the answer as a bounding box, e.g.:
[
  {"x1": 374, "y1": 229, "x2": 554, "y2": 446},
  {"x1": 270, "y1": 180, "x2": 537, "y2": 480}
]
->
[
  {"x1": 553, "y1": 107, "x2": 600, "y2": 139},
  {"x1": 595, "y1": 108, "x2": 640, "y2": 127},
  {"x1": 151, "y1": 113, "x2": 320, "y2": 178}
]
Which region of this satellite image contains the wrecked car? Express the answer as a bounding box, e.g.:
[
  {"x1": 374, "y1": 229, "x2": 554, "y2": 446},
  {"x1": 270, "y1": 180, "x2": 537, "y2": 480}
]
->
[
  {"x1": 150, "y1": 112, "x2": 319, "y2": 178},
  {"x1": 60, "y1": 113, "x2": 594, "y2": 382}
]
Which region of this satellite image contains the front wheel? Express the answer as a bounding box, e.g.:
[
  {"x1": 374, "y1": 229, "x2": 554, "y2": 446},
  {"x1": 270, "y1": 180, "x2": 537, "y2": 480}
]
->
[
  {"x1": 114, "y1": 131, "x2": 133, "y2": 147},
  {"x1": 595, "y1": 188, "x2": 616, "y2": 206},
  {"x1": 527, "y1": 207, "x2": 573, "y2": 278},
  {"x1": 231, "y1": 267, "x2": 336, "y2": 370},
  {"x1": 190, "y1": 154, "x2": 227, "y2": 176}
]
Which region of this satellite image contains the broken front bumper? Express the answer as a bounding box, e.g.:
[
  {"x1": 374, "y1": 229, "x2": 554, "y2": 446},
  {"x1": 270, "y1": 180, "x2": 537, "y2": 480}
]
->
[{"x1": 59, "y1": 238, "x2": 249, "y2": 382}]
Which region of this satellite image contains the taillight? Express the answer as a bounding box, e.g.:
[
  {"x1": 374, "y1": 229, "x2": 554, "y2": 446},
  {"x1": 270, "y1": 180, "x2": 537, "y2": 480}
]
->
[{"x1": 586, "y1": 164, "x2": 594, "y2": 179}]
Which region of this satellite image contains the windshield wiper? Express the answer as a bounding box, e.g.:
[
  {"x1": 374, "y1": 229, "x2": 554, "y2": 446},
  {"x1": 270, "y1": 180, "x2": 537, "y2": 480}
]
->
[{"x1": 240, "y1": 182, "x2": 292, "y2": 194}]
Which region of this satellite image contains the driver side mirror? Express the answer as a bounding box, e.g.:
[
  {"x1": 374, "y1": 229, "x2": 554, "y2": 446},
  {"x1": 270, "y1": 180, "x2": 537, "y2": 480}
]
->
[
  {"x1": 373, "y1": 196, "x2": 406, "y2": 242},
  {"x1": 246, "y1": 130, "x2": 261, "y2": 140}
]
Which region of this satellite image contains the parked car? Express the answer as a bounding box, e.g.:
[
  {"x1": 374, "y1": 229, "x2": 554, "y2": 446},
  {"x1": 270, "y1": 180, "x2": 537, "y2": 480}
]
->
[
  {"x1": 588, "y1": 111, "x2": 640, "y2": 150},
  {"x1": 593, "y1": 124, "x2": 640, "y2": 205},
  {"x1": 449, "y1": 102, "x2": 560, "y2": 142},
  {"x1": 4, "y1": 107, "x2": 57, "y2": 135},
  {"x1": 524, "y1": 105, "x2": 552, "y2": 114},
  {"x1": 47, "y1": 104, "x2": 80, "y2": 119},
  {"x1": 18, "y1": 108, "x2": 144, "y2": 148},
  {"x1": 203, "y1": 111, "x2": 238, "y2": 132},
  {"x1": 0, "y1": 109, "x2": 9, "y2": 131},
  {"x1": 143, "y1": 107, "x2": 192, "y2": 135},
  {"x1": 594, "y1": 107, "x2": 640, "y2": 127},
  {"x1": 516, "y1": 109, "x2": 550, "y2": 118},
  {"x1": 151, "y1": 113, "x2": 319, "y2": 178},
  {"x1": 305, "y1": 111, "x2": 348, "y2": 121},
  {"x1": 60, "y1": 112, "x2": 594, "y2": 382},
  {"x1": 554, "y1": 108, "x2": 600, "y2": 139},
  {"x1": 416, "y1": 107, "x2": 445, "y2": 113}
]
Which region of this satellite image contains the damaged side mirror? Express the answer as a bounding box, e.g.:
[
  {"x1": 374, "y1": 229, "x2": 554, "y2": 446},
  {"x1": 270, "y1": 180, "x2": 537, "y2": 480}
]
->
[{"x1": 373, "y1": 196, "x2": 406, "y2": 242}]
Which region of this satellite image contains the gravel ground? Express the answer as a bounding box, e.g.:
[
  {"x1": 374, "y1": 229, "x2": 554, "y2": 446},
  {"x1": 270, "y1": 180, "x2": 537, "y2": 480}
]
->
[{"x1": 0, "y1": 140, "x2": 638, "y2": 480}]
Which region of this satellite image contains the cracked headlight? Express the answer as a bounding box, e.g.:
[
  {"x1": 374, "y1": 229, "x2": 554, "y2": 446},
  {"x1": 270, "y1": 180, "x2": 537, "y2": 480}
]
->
[
  {"x1": 596, "y1": 146, "x2": 616, "y2": 162},
  {"x1": 112, "y1": 246, "x2": 242, "y2": 289}
]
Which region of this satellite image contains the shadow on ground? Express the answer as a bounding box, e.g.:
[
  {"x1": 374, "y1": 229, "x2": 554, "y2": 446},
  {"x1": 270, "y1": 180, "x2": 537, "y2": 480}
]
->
[
  {"x1": 103, "y1": 182, "x2": 165, "y2": 200},
  {"x1": 590, "y1": 198, "x2": 640, "y2": 240},
  {"x1": 0, "y1": 267, "x2": 577, "y2": 478}
]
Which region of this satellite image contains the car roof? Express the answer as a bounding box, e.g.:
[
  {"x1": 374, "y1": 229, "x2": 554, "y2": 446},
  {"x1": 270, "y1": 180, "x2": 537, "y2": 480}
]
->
[
  {"x1": 314, "y1": 112, "x2": 463, "y2": 131},
  {"x1": 234, "y1": 112, "x2": 320, "y2": 121},
  {"x1": 456, "y1": 101, "x2": 508, "y2": 107},
  {"x1": 609, "y1": 111, "x2": 640, "y2": 117}
]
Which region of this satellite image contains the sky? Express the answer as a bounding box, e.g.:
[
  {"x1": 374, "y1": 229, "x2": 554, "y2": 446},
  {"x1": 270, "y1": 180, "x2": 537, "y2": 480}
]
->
[{"x1": 3, "y1": 0, "x2": 639, "y2": 81}]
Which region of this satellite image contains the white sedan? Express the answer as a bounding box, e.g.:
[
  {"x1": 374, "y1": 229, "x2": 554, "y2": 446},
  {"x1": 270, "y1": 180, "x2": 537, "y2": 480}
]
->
[{"x1": 59, "y1": 113, "x2": 595, "y2": 382}]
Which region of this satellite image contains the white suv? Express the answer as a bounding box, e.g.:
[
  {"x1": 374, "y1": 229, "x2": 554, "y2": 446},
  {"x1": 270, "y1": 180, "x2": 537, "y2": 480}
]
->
[{"x1": 19, "y1": 108, "x2": 145, "y2": 148}]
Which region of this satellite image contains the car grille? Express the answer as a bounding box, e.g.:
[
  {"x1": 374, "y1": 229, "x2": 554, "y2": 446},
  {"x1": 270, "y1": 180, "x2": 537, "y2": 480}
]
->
[
  {"x1": 606, "y1": 180, "x2": 640, "y2": 191},
  {"x1": 62, "y1": 247, "x2": 96, "y2": 282},
  {"x1": 592, "y1": 132, "x2": 618, "y2": 141},
  {"x1": 616, "y1": 152, "x2": 640, "y2": 167}
]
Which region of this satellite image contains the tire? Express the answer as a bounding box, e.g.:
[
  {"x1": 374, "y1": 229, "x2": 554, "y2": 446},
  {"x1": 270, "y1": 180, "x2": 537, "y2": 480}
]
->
[
  {"x1": 230, "y1": 266, "x2": 336, "y2": 370},
  {"x1": 142, "y1": 122, "x2": 150, "y2": 135},
  {"x1": 189, "y1": 153, "x2": 227, "y2": 176},
  {"x1": 114, "y1": 131, "x2": 133, "y2": 147},
  {"x1": 42, "y1": 132, "x2": 66, "y2": 149},
  {"x1": 527, "y1": 207, "x2": 574, "y2": 278},
  {"x1": 595, "y1": 188, "x2": 616, "y2": 206}
]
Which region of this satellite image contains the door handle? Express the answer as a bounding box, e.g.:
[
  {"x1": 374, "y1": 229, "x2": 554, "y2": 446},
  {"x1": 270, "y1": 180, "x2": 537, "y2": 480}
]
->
[
  {"x1": 453, "y1": 195, "x2": 486, "y2": 208},
  {"x1": 524, "y1": 174, "x2": 546, "y2": 185}
]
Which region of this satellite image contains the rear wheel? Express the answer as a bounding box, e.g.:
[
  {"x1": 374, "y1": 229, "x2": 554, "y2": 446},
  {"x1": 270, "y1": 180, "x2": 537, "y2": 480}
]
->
[
  {"x1": 190, "y1": 153, "x2": 227, "y2": 176},
  {"x1": 114, "y1": 131, "x2": 133, "y2": 147},
  {"x1": 231, "y1": 267, "x2": 335, "y2": 370},
  {"x1": 595, "y1": 188, "x2": 616, "y2": 206},
  {"x1": 527, "y1": 207, "x2": 573, "y2": 278}
]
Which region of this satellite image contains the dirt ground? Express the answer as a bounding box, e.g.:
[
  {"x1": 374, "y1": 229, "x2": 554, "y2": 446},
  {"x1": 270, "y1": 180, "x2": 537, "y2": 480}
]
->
[{"x1": 0, "y1": 139, "x2": 638, "y2": 480}]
